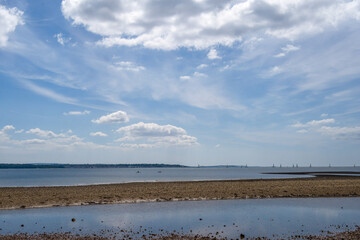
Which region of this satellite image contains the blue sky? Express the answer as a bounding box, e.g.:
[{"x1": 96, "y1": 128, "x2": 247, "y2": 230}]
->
[{"x1": 1, "y1": 0, "x2": 360, "y2": 166}]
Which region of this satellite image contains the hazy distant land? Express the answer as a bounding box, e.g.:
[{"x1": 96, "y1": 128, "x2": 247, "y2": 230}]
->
[{"x1": 0, "y1": 163, "x2": 188, "y2": 169}]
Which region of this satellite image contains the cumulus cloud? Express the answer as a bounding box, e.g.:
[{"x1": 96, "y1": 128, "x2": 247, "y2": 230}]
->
[
  {"x1": 61, "y1": 0, "x2": 360, "y2": 50},
  {"x1": 64, "y1": 110, "x2": 90, "y2": 116},
  {"x1": 0, "y1": 125, "x2": 114, "y2": 152},
  {"x1": 26, "y1": 128, "x2": 71, "y2": 138},
  {"x1": 0, "y1": 125, "x2": 15, "y2": 143},
  {"x1": 19, "y1": 127, "x2": 82, "y2": 147},
  {"x1": 0, "y1": 5, "x2": 23, "y2": 47},
  {"x1": 291, "y1": 118, "x2": 335, "y2": 128},
  {"x1": 90, "y1": 131, "x2": 108, "y2": 137},
  {"x1": 92, "y1": 110, "x2": 129, "y2": 124},
  {"x1": 1, "y1": 125, "x2": 15, "y2": 132},
  {"x1": 54, "y1": 33, "x2": 71, "y2": 45},
  {"x1": 115, "y1": 122, "x2": 198, "y2": 146},
  {"x1": 207, "y1": 49, "x2": 221, "y2": 60},
  {"x1": 111, "y1": 61, "x2": 145, "y2": 72}
]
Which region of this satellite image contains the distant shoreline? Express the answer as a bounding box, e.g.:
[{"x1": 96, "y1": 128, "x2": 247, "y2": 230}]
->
[
  {"x1": 0, "y1": 163, "x2": 188, "y2": 169},
  {"x1": 0, "y1": 163, "x2": 358, "y2": 169},
  {"x1": 1, "y1": 176, "x2": 359, "y2": 210}
]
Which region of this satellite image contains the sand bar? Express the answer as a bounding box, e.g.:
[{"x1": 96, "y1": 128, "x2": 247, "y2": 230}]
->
[{"x1": 1, "y1": 176, "x2": 360, "y2": 210}]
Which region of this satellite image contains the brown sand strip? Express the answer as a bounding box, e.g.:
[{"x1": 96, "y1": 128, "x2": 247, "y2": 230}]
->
[
  {"x1": 1, "y1": 227, "x2": 360, "y2": 239},
  {"x1": 1, "y1": 176, "x2": 360, "y2": 210}
]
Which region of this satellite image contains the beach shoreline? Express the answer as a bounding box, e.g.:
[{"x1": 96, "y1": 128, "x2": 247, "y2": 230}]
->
[
  {"x1": 1, "y1": 176, "x2": 360, "y2": 210},
  {"x1": 0, "y1": 227, "x2": 360, "y2": 239}
]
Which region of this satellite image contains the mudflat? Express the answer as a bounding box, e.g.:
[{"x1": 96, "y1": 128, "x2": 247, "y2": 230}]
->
[{"x1": 1, "y1": 176, "x2": 359, "y2": 210}]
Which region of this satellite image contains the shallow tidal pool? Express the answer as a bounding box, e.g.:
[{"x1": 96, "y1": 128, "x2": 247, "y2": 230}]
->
[{"x1": 0, "y1": 197, "x2": 360, "y2": 239}]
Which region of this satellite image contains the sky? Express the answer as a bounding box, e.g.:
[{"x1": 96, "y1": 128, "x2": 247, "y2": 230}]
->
[{"x1": 0, "y1": 0, "x2": 360, "y2": 166}]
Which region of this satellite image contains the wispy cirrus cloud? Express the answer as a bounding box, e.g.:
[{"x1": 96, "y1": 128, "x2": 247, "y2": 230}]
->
[
  {"x1": 291, "y1": 119, "x2": 335, "y2": 128},
  {"x1": 21, "y1": 80, "x2": 77, "y2": 105},
  {"x1": 274, "y1": 44, "x2": 300, "y2": 58},
  {"x1": 110, "y1": 61, "x2": 145, "y2": 72}
]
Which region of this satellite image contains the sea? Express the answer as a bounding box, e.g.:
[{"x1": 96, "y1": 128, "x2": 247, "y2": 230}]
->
[{"x1": 0, "y1": 166, "x2": 359, "y2": 187}]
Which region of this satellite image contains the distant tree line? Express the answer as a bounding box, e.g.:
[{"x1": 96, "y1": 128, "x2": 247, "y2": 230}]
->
[{"x1": 0, "y1": 163, "x2": 188, "y2": 169}]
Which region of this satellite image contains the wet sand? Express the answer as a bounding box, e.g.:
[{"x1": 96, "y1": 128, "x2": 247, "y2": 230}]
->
[
  {"x1": 1, "y1": 176, "x2": 360, "y2": 210},
  {"x1": 1, "y1": 227, "x2": 360, "y2": 239}
]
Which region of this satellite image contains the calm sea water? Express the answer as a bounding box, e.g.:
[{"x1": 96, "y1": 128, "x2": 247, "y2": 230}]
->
[
  {"x1": 0, "y1": 198, "x2": 359, "y2": 239},
  {"x1": 0, "y1": 167, "x2": 359, "y2": 187}
]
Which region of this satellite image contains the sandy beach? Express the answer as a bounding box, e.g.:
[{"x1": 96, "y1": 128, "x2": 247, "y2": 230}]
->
[{"x1": 1, "y1": 176, "x2": 359, "y2": 210}]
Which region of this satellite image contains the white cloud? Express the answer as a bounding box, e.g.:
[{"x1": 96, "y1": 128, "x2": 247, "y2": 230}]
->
[
  {"x1": 207, "y1": 49, "x2": 221, "y2": 60},
  {"x1": 297, "y1": 129, "x2": 308, "y2": 134},
  {"x1": 274, "y1": 44, "x2": 300, "y2": 58},
  {"x1": 90, "y1": 131, "x2": 108, "y2": 137},
  {"x1": 54, "y1": 33, "x2": 71, "y2": 45},
  {"x1": 220, "y1": 64, "x2": 231, "y2": 71},
  {"x1": 274, "y1": 52, "x2": 285, "y2": 58},
  {"x1": 291, "y1": 118, "x2": 360, "y2": 141},
  {"x1": 318, "y1": 126, "x2": 360, "y2": 140},
  {"x1": 92, "y1": 110, "x2": 129, "y2": 124},
  {"x1": 22, "y1": 139, "x2": 46, "y2": 144},
  {"x1": 22, "y1": 128, "x2": 83, "y2": 146},
  {"x1": 215, "y1": 144, "x2": 220, "y2": 148},
  {"x1": 111, "y1": 61, "x2": 145, "y2": 72},
  {"x1": 197, "y1": 64, "x2": 208, "y2": 69},
  {"x1": 282, "y1": 44, "x2": 300, "y2": 53},
  {"x1": 117, "y1": 143, "x2": 154, "y2": 149},
  {"x1": 291, "y1": 118, "x2": 335, "y2": 128},
  {"x1": 1, "y1": 125, "x2": 15, "y2": 132},
  {"x1": 22, "y1": 80, "x2": 77, "y2": 105},
  {"x1": 265, "y1": 66, "x2": 282, "y2": 77},
  {"x1": 61, "y1": 0, "x2": 360, "y2": 50},
  {"x1": 26, "y1": 128, "x2": 66, "y2": 138},
  {"x1": 0, "y1": 5, "x2": 23, "y2": 47},
  {"x1": 115, "y1": 122, "x2": 198, "y2": 146},
  {"x1": 321, "y1": 113, "x2": 329, "y2": 118},
  {"x1": 64, "y1": 110, "x2": 90, "y2": 116},
  {"x1": 180, "y1": 75, "x2": 191, "y2": 80},
  {"x1": 0, "y1": 125, "x2": 15, "y2": 143},
  {"x1": 193, "y1": 72, "x2": 207, "y2": 78},
  {"x1": 0, "y1": 125, "x2": 113, "y2": 151}
]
